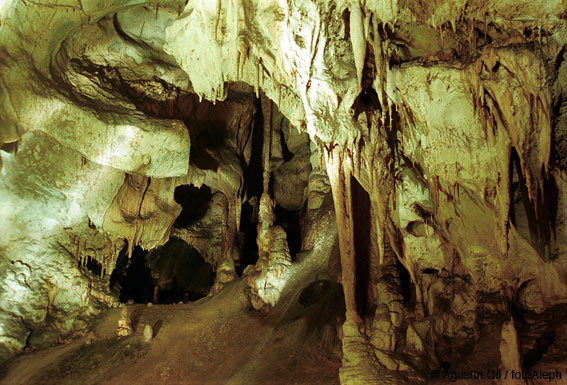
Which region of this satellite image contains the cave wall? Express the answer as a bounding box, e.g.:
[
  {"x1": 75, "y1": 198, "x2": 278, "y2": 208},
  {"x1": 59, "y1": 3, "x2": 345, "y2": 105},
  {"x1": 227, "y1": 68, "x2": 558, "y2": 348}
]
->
[{"x1": 0, "y1": 0, "x2": 567, "y2": 379}]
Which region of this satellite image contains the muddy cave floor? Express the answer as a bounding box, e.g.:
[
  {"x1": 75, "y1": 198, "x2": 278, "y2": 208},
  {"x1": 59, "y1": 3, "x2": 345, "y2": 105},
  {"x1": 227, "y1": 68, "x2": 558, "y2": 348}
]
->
[{"x1": 2, "y1": 278, "x2": 567, "y2": 385}]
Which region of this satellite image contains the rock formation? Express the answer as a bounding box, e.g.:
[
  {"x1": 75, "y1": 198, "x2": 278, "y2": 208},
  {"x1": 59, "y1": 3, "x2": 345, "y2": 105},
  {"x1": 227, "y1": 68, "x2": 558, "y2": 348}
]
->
[{"x1": 0, "y1": 0, "x2": 566, "y2": 383}]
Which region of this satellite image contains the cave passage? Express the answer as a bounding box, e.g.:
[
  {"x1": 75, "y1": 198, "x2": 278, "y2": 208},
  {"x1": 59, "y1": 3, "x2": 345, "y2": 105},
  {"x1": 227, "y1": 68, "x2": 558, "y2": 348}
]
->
[
  {"x1": 111, "y1": 240, "x2": 214, "y2": 304},
  {"x1": 111, "y1": 246, "x2": 153, "y2": 304}
]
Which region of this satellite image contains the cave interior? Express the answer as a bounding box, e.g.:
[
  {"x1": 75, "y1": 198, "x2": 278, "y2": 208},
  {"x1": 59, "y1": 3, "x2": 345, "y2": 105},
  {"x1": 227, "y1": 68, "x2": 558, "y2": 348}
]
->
[{"x1": 1, "y1": 0, "x2": 567, "y2": 384}]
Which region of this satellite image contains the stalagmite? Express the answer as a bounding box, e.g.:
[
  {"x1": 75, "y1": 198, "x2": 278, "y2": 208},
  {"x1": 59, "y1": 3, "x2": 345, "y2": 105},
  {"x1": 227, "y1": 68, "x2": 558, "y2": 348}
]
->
[
  {"x1": 500, "y1": 319, "x2": 526, "y2": 385},
  {"x1": 143, "y1": 324, "x2": 153, "y2": 343},
  {"x1": 211, "y1": 194, "x2": 237, "y2": 295},
  {"x1": 247, "y1": 93, "x2": 292, "y2": 311},
  {"x1": 116, "y1": 305, "x2": 134, "y2": 337}
]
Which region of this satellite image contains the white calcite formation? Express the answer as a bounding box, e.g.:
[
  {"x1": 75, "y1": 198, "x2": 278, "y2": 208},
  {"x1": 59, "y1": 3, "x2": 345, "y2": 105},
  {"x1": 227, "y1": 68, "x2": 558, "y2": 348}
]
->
[
  {"x1": 247, "y1": 193, "x2": 292, "y2": 312},
  {"x1": 0, "y1": 0, "x2": 566, "y2": 383},
  {"x1": 116, "y1": 305, "x2": 133, "y2": 337}
]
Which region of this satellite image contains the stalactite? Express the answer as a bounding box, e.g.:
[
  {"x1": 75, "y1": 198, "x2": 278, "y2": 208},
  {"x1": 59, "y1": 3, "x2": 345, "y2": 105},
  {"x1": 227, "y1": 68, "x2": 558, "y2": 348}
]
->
[
  {"x1": 75, "y1": 236, "x2": 81, "y2": 262},
  {"x1": 357, "y1": 140, "x2": 362, "y2": 178},
  {"x1": 391, "y1": 177, "x2": 396, "y2": 211},
  {"x1": 235, "y1": 195, "x2": 242, "y2": 234},
  {"x1": 433, "y1": 175, "x2": 440, "y2": 209},
  {"x1": 388, "y1": 101, "x2": 393, "y2": 132},
  {"x1": 233, "y1": 0, "x2": 248, "y2": 83},
  {"x1": 502, "y1": 145, "x2": 512, "y2": 258},
  {"x1": 325, "y1": 145, "x2": 361, "y2": 327},
  {"x1": 483, "y1": 13, "x2": 488, "y2": 42},
  {"x1": 261, "y1": 93, "x2": 272, "y2": 195},
  {"x1": 236, "y1": 34, "x2": 248, "y2": 80},
  {"x1": 318, "y1": 142, "x2": 324, "y2": 171},
  {"x1": 363, "y1": 10, "x2": 370, "y2": 43},
  {"x1": 127, "y1": 236, "x2": 134, "y2": 259},
  {"x1": 255, "y1": 59, "x2": 261, "y2": 98},
  {"x1": 215, "y1": 0, "x2": 222, "y2": 41},
  {"x1": 224, "y1": 199, "x2": 237, "y2": 267},
  {"x1": 370, "y1": 181, "x2": 385, "y2": 265},
  {"x1": 349, "y1": 0, "x2": 365, "y2": 92},
  {"x1": 372, "y1": 13, "x2": 386, "y2": 113}
]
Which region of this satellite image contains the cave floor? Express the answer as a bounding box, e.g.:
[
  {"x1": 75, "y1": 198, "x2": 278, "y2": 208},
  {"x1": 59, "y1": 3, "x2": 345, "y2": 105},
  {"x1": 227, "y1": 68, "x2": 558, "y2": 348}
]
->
[
  {"x1": 3, "y1": 276, "x2": 567, "y2": 385},
  {"x1": 0, "y1": 280, "x2": 341, "y2": 385}
]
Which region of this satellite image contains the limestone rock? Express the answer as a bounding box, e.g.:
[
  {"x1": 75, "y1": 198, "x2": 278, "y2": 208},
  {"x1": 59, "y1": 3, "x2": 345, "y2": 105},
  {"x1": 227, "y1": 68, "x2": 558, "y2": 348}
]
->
[
  {"x1": 143, "y1": 324, "x2": 153, "y2": 343},
  {"x1": 117, "y1": 306, "x2": 134, "y2": 337}
]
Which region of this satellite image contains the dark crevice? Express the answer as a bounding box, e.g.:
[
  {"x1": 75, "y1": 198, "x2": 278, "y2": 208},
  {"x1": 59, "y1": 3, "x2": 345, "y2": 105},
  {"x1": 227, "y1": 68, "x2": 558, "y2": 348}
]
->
[
  {"x1": 554, "y1": 46, "x2": 566, "y2": 73},
  {"x1": 244, "y1": 97, "x2": 265, "y2": 200},
  {"x1": 279, "y1": 122, "x2": 294, "y2": 163},
  {"x1": 342, "y1": 9, "x2": 350, "y2": 41},
  {"x1": 351, "y1": 175, "x2": 371, "y2": 319},
  {"x1": 111, "y1": 246, "x2": 153, "y2": 304},
  {"x1": 351, "y1": 86, "x2": 380, "y2": 119},
  {"x1": 396, "y1": 258, "x2": 414, "y2": 307},
  {"x1": 522, "y1": 330, "x2": 556, "y2": 369},
  {"x1": 173, "y1": 185, "x2": 212, "y2": 228},
  {"x1": 233, "y1": 96, "x2": 264, "y2": 276},
  {"x1": 190, "y1": 149, "x2": 220, "y2": 171},
  {"x1": 1, "y1": 141, "x2": 18, "y2": 154},
  {"x1": 236, "y1": 201, "x2": 259, "y2": 276},
  {"x1": 84, "y1": 257, "x2": 103, "y2": 277},
  {"x1": 350, "y1": 41, "x2": 380, "y2": 120},
  {"x1": 112, "y1": 13, "x2": 148, "y2": 49},
  {"x1": 274, "y1": 204, "x2": 302, "y2": 261},
  {"x1": 406, "y1": 220, "x2": 427, "y2": 238}
]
